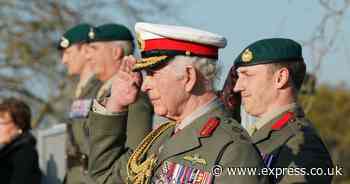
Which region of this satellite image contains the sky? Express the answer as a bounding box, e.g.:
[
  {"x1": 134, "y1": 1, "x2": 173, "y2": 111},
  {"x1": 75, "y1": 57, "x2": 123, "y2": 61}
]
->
[
  {"x1": 94, "y1": 0, "x2": 350, "y2": 88},
  {"x1": 174, "y1": 0, "x2": 350, "y2": 88}
]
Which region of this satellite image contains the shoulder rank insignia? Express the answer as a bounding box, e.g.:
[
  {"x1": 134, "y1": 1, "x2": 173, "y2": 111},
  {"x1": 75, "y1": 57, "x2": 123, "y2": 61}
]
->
[
  {"x1": 271, "y1": 112, "x2": 295, "y2": 130},
  {"x1": 183, "y1": 154, "x2": 207, "y2": 165},
  {"x1": 200, "y1": 117, "x2": 220, "y2": 137}
]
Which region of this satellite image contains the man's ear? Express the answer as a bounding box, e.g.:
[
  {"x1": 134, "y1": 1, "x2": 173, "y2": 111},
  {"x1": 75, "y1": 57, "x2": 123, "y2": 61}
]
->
[
  {"x1": 112, "y1": 46, "x2": 124, "y2": 61},
  {"x1": 274, "y1": 67, "x2": 290, "y2": 89},
  {"x1": 184, "y1": 66, "x2": 197, "y2": 92}
]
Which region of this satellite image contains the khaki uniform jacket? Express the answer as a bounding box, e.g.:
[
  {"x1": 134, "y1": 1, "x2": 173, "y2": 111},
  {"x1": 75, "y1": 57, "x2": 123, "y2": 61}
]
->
[
  {"x1": 87, "y1": 101, "x2": 270, "y2": 184},
  {"x1": 66, "y1": 75, "x2": 102, "y2": 184},
  {"x1": 250, "y1": 104, "x2": 333, "y2": 184}
]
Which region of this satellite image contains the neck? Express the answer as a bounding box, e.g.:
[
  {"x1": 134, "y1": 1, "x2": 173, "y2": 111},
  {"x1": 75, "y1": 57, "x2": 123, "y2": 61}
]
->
[
  {"x1": 172, "y1": 92, "x2": 217, "y2": 123},
  {"x1": 259, "y1": 91, "x2": 296, "y2": 118},
  {"x1": 102, "y1": 62, "x2": 120, "y2": 82},
  {"x1": 79, "y1": 65, "x2": 95, "y2": 82}
]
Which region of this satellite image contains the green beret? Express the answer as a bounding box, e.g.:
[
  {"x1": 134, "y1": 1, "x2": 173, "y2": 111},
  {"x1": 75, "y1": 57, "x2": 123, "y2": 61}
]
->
[
  {"x1": 234, "y1": 38, "x2": 304, "y2": 67},
  {"x1": 58, "y1": 23, "x2": 133, "y2": 50},
  {"x1": 58, "y1": 23, "x2": 94, "y2": 50},
  {"x1": 92, "y1": 23, "x2": 134, "y2": 42}
]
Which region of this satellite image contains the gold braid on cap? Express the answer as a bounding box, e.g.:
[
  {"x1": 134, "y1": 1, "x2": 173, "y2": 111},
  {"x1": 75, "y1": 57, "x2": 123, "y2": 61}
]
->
[
  {"x1": 133, "y1": 55, "x2": 168, "y2": 70},
  {"x1": 127, "y1": 122, "x2": 176, "y2": 184}
]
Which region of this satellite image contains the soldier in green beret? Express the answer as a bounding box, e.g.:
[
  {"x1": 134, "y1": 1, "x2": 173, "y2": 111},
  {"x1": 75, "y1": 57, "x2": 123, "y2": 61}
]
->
[
  {"x1": 85, "y1": 22, "x2": 269, "y2": 184},
  {"x1": 59, "y1": 23, "x2": 103, "y2": 184},
  {"x1": 58, "y1": 23, "x2": 154, "y2": 184},
  {"x1": 85, "y1": 23, "x2": 154, "y2": 149},
  {"x1": 227, "y1": 38, "x2": 333, "y2": 183}
]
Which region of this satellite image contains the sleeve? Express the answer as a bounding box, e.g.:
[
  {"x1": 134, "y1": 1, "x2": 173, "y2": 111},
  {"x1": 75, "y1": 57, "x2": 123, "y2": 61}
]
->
[
  {"x1": 126, "y1": 92, "x2": 153, "y2": 149},
  {"x1": 10, "y1": 144, "x2": 41, "y2": 184},
  {"x1": 276, "y1": 131, "x2": 333, "y2": 184},
  {"x1": 92, "y1": 100, "x2": 128, "y2": 116},
  {"x1": 214, "y1": 140, "x2": 270, "y2": 184},
  {"x1": 87, "y1": 111, "x2": 132, "y2": 184}
]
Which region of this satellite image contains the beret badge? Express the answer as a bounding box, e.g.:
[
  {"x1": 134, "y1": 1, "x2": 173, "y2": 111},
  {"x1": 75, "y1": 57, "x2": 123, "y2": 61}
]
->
[
  {"x1": 88, "y1": 28, "x2": 95, "y2": 39},
  {"x1": 60, "y1": 37, "x2": 70, "y2": 48},
  {"x1": 241, "y1": 48, "x2": 253, "y2": 63}
]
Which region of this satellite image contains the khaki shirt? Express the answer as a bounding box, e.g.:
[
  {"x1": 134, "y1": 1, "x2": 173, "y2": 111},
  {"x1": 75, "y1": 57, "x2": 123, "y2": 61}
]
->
[{"x1": 247, "y1": 103, "x2": 297, "y2": 136}]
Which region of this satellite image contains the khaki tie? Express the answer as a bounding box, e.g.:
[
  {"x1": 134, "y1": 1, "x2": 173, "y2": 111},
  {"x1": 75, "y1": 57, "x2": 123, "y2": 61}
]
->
[{"x1": 247, "y1": 124, "x2": 257, "y2": 136}]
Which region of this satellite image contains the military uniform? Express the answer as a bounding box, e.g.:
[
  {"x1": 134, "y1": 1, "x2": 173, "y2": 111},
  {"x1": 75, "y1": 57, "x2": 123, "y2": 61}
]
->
[
  {"x1": 87, "y1": 98, "x2": 268, "y2": 184},
  {"x1": 233, "y1": 38, "x2": 333, "y2": 184},
  {"x1": 66, "y1": 75, "x2": 102, "y2": 184},
  {"x1": 247, "y1": 104, "x2": 333, "y2": 183}
]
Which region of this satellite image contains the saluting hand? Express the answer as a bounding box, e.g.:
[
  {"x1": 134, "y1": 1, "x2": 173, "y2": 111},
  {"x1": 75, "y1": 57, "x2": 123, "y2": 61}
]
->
[{"x1": 106, "y1": 55, "x2": 141, "y2": 112}]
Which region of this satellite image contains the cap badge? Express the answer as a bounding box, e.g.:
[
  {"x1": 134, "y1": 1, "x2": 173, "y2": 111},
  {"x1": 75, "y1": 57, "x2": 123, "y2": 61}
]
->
[
  {"x1": 88, "y1": 28, "x2": 95, "y2": 39},
  {"x1": 242, "y1": 48, "x2": 253, "y2": 63},
  {"x1": 60, "y1": 37, "x2": 70, "y2": 48},
  {"x1": 136, "y1": 32, "x2": 145, "y2": 51}
]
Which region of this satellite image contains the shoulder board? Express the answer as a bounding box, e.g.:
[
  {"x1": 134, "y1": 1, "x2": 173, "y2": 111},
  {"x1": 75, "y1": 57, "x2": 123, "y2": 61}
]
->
[
  {"x1": 199, "y1": 117, "x2": 220, "y2": 137},
  {"x1": 271, "y1": 112, "x2": 295, "y2": 130}
]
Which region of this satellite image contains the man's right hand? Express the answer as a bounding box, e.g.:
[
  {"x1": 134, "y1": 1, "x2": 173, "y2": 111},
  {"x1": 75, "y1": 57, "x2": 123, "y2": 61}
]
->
[{"x1": 106, "y1": 56, "x2": 141, "y2": 112}]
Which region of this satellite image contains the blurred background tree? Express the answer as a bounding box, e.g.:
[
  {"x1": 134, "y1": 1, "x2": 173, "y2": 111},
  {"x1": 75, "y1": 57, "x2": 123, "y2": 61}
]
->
[
  {"x1": 0, "y1": 0, "x2": 181, "y2": 128},
  {"x1": 297, "y1": 1, "x2": 350, "y2": 183}
]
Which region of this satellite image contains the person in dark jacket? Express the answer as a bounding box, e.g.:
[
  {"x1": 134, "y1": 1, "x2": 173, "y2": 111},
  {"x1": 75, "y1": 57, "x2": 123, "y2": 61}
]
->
[{"x1": 0, "y1": 97, "x2": 42, "y2": 184}]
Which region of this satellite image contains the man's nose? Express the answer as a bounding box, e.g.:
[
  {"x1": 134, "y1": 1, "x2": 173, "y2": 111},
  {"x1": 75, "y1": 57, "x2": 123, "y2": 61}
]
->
[
  {"x1": 141, "y1": 76, "x2": 151, "y2": 92},
  {"x1": 61, "y1": 56, "x2": 68, "y2": 65},
  {"x1": 233, "y1": 77, "x2": 244, "y2": 93}
]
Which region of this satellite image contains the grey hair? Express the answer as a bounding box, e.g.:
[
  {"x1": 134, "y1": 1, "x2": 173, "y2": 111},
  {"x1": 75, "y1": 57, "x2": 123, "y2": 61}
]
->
[
  {"x1": 169, "y1": 55, "x2": 217, "y2": 91},
  {"x1": 109, "y1": 40, "x2": 134, "y2": 55}
]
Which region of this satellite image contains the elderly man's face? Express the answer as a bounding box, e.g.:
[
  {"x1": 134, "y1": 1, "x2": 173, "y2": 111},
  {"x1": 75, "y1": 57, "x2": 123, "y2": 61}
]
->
[
  {"x1": 234, "y1": 64, "x2": 276, "y2": 117},
  {"x1": 61, "y1": 44, "x2": 86, "y2": 75},
  {"x1": 141, "y1": 60, "x2": 189, "y2": 119}
]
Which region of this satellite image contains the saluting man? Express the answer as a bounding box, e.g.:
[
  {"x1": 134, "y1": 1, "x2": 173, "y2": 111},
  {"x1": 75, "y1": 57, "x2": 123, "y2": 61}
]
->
[
  {"x1": 86, "y1": 23, "x2": 154, "y2": 149},
  {"x1": 230, "y1": 38, "x2": 333, "y2": 183},
  {"x1": 59, "y1": 23, "x2": 102, "y2": 184},
  {"x1": 86, "y1": 23, "x2": 269, "y2": 184}
]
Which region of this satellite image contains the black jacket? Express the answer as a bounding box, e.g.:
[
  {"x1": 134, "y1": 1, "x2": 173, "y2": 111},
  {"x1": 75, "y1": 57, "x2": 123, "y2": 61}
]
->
[{"x1": 0, "y1": 132, "x2": 42, "y2": 184}]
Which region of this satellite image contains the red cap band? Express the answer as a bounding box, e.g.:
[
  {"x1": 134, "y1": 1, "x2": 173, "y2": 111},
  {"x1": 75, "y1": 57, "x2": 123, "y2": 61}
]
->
[{"x1": 144, "y1": 38, "x2": 218, "y2": 57}]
